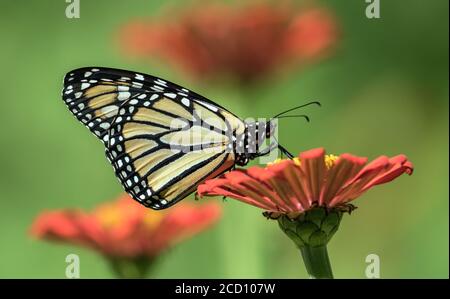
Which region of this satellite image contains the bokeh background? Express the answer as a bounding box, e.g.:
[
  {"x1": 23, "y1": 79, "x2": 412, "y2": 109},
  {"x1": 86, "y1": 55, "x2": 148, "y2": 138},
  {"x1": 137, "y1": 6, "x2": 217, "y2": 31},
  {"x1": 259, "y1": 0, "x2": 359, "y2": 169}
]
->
[{"x1": 0, "y1": 0, "x2": 448, "y2": 278}]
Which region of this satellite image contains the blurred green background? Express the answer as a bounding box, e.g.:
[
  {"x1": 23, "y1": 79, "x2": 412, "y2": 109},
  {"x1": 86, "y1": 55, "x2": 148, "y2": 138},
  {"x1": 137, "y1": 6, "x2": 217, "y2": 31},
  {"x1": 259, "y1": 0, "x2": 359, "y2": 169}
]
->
[{"x1": 0, "y1": 0, "x2": 448, "y2": 278}]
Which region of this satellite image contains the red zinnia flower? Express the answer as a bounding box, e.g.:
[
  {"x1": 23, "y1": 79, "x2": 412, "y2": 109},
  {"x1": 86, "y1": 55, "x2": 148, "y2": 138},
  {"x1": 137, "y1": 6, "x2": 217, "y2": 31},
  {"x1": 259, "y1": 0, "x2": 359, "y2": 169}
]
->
[
  {"x1": 198, "y1": 148, "x2": 413, "y2": 217},
  {"x1": 197, "y1": 148, "x2": 413, "y2": 278},
  {"x1": 31, "y1": 194, "x2": 221, "y2": 277},
  {"x1": 118, "y1": 2, "x2": 338, "y2": 83}
]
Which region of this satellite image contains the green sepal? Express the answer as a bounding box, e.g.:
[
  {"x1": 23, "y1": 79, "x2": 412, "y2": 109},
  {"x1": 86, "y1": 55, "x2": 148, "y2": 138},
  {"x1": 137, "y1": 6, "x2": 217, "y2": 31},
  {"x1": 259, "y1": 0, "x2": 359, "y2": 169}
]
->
[{"x1": 277, "y1": 207, "x2": 346, "y2": 248}]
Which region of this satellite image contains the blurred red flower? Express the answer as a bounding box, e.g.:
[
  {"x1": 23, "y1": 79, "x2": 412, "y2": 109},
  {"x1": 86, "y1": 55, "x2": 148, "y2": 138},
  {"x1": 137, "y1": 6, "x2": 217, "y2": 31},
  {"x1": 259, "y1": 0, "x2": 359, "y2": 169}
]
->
[
  {"x1": 31, "y1": 194, "x2": 221, "y2": 259},
  {"x1": 197, "y1": 148, "x2": 413, "y2": 218},
  {"x1": 118, "y1": 2, "x2": 338, "y2": 83}
]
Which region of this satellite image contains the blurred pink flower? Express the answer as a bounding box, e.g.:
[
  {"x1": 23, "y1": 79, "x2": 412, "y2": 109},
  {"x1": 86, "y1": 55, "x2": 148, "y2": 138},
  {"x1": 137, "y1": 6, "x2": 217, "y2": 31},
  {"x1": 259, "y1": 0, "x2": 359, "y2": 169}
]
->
[
  {"x1": 31, "y1": 194, "x2": 221, "y2": 258},
  {"x1": 31, "y1": 194, "x2": 221, "y2": 277},
  {"x1": 118, "y1": 2, "x2": 338, "y2": 83}
]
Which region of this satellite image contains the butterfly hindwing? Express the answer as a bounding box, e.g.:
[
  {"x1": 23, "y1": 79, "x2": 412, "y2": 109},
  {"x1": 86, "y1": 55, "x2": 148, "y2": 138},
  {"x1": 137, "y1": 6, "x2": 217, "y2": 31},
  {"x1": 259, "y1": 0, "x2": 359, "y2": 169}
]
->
[{"x1": 63, "y1": 67, "x2": 243, "y2": 209}]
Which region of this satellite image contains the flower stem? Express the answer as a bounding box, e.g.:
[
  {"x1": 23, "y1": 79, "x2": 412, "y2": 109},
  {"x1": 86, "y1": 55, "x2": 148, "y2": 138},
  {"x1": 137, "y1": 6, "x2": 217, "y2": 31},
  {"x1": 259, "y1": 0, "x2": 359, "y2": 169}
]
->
[
  {"x1": 300, "y1": 245, "x2": 333, "y2": 279},
  {"x1": 108, "y1": 257, "x2": 153, "y2": 279}
]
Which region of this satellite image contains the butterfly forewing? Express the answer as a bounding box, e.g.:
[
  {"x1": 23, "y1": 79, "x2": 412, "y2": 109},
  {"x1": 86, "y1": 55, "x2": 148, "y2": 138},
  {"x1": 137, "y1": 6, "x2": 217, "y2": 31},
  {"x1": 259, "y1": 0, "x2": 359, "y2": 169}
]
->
[
  {"x1": 62, "y1": 67, "x2": 243, "y2": 209},
  {"x1": 62, "y1": 68, "x2": 151, "y2": 143}
]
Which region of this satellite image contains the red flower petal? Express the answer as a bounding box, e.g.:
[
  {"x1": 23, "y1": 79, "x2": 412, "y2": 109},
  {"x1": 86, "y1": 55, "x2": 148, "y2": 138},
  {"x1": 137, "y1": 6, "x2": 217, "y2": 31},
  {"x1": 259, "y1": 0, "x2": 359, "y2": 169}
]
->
[
  {"x1": 273, "y1": 161, "x2": 313, "y2": 211},
  {"x1": 320, "y1": 154, "x2": 367, "y2": 206},
  {"x1": 298, "y1": 148, "x2": 327, "y2": 204},
  {"x1": 366, "y1": 155, "x2": 414, "y2": 187}
]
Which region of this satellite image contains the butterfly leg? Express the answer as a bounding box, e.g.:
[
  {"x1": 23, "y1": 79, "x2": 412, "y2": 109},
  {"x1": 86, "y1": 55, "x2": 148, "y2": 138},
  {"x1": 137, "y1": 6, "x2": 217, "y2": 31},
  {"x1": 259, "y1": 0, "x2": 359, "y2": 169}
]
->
[
  {"x1": 278, "y1": 144, "x2": 294, "y2": 159},
  {"x1": 257, "y1": 141, "x2": 278, "y2": 157}
]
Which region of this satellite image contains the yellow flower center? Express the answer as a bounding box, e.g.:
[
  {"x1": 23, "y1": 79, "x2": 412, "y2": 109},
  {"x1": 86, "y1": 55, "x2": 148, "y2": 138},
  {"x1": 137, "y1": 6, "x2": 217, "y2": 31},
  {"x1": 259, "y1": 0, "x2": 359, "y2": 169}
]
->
[
  {"x1": 267, "y1": 158, "x2": 282, "y2": 166},
  {"x1": 325, "y1": 154, "x2": 339, "y2": 169},
  {"x1": 96, "y1": 201, "x2": 167, "y2": 231},
  {"x1": 96, "y1": 205, "x2": 123, "y2": 229},
  {"x1": 268, "y1": 154, "x2": 339, "y2": 169},
  {"x1": 143, "y1": 211, "x2": 165, "y2": 230}
]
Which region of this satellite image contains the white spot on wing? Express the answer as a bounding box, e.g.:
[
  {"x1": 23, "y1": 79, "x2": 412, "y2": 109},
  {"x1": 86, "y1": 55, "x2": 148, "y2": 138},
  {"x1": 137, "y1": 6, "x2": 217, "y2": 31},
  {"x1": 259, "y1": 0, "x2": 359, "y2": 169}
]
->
[
  {"x1": 118, "y1": 92, "x2": 130, "y2": 101},
  {"x1": 181, "y1": 97, "x2": 190, "y2": 107},
  {"x1": 151, "y1": 85, "x2": 164, "y2": 92},
  {"x1": 132, "y1": 82, "x2": 143, "y2": 88},
  {"x1": 199, "y1": 101, "x2": 218, "y2": 112},
  {"x1": 155, "y1": 79, "x2": 167, "y2": 86},
  {"x1": 164, "y1": 93, "x2": 176, "y2": 99},
  {"x1": 99, "y1": 123, "x2": 110, "y2": 129}
]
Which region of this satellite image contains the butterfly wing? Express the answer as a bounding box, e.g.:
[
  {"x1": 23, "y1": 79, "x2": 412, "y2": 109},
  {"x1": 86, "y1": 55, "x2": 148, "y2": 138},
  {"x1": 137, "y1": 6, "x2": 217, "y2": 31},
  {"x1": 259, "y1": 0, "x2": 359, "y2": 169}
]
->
[
  {"x1": 62, "y1": 67, "x2": 244, "y2": 209},
  {"x1": 62, "y1": 67, "x2": 148, "y2": 143}
]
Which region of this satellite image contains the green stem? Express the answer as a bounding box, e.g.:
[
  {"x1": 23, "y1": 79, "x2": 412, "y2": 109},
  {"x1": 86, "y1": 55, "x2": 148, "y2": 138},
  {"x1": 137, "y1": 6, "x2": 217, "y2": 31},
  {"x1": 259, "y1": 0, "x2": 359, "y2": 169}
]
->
[
  {"x1": 300, "y1": 245, "x2": 333, "y2": 279},
  {"x1": 108, "y1": 257, "x2": 154, "y2": 279}
]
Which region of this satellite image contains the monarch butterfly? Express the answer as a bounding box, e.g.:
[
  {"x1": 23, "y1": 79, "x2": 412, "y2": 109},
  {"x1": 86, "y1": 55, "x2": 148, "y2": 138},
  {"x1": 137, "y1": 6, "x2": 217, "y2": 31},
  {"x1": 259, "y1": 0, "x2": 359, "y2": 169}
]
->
[{"x1": 62, "y1": 67, "x2": 317, "y2": 209}]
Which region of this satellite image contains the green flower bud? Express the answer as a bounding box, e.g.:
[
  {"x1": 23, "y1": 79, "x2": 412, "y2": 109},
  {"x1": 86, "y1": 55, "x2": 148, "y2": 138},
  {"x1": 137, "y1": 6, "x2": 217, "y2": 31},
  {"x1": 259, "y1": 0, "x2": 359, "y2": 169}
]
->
[{"x1": 276, "y1": 207, "x2": 345, "y2": 248}]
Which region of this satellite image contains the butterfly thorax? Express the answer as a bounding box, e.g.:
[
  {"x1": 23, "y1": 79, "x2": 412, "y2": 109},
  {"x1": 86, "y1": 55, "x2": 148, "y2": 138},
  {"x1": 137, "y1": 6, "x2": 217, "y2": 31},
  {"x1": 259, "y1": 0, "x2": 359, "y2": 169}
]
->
[{"x1": 234, "y1": 121, "x2": 269, "y2": 166}]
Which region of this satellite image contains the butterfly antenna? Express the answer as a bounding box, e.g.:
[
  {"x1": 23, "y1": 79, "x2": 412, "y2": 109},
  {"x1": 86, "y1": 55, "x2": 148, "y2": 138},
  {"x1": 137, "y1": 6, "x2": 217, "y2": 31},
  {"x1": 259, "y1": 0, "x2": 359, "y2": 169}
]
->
[
  {"x1": 272, "y1": 101, "x2": 321, "y2": 119},
  {"x1": 277, "y1": 114, "x2": 310, "y2": 122}
]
